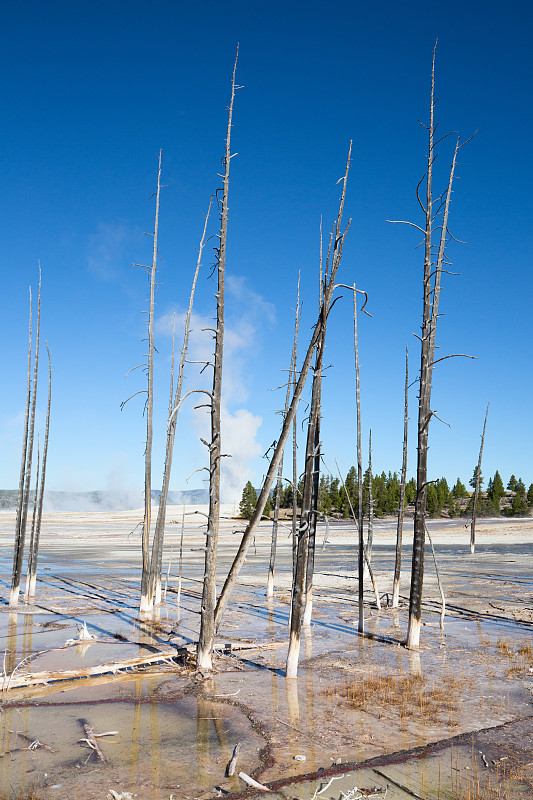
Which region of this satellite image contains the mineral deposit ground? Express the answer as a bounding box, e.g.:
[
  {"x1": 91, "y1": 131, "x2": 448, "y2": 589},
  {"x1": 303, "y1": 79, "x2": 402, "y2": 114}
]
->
[{"x1": 0, "y1": 508, "x2": 532, "y2": 800}]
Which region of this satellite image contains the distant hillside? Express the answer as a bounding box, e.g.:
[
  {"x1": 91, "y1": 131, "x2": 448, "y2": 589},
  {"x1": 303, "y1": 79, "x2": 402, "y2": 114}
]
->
[{"x1": 0, "y1": 488, "x2": 208, "y2": 512}]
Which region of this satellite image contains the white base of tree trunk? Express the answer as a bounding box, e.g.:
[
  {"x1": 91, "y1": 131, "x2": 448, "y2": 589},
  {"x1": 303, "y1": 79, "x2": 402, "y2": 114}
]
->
[
  {"x1": 266, "y1": 572, "x2": 274, "y2": 599},
  {"x1": 9, "y1": 585, "x2": 20, "y2": 607},
  {"x1": 470, "y1": 543, "x2": 475, "y2": 555},
  {"x1": 391, "y1": 584, "x2": 400, "y2": 609},
  {"x1": 154, "y1": 580, "x2": 162, "y2": 607},
  {"x1": 139, "y1": 593, "x2": 153, "y2": 616},
  {"x1": 197, "y1": 644, "x2": 213, "y2": 671},
  {"x1": 286, "y1": 632, "x2": 301, "y2": 678},
  {"x1": 405, "y1": 616, "x2": 421, "y2": 649}
]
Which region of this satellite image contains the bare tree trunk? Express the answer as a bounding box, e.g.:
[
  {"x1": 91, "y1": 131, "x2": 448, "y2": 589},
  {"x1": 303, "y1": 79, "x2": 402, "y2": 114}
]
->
[
  {"x1": 286, "y1": 145, "x2": 352, "y2": 677},
  {"x1": 353, "y1": 285, "x2": 364, "y2": 632},
  {"x1": 267, "y1": 278, "x2": 300, "y2": 599},
  {"x1": 24, "y1": 433, "x2": 39, "y2": 601},
  {"x1": 140, "y1": 150, "x2": 162, "y2": 615},
  {"x1": 12, "y1": 288, "x2": 32, "y2": 606},
  {"x1": 405, "y1": 49, "x2": 461, "y2": 649},
  {"x1": 470, "y1": 402, "x2": 489, "y2": 555},
  {"x1": 291, "y1": 372, "x2": 298, "y2": 574},
  {"x1": 215, "y1": 144, "x2": 352, "y2": 644},
  {"x1": 197, "y1": 53, "x2": 238, "y2": 671},
  {"x1": 11, "y1": 270, "x2": 40, "y2": 607},
  {"x1": 26, "y1": 344, "x2": 51, "y2": 601},
  {"x1": 148, "y1": 200, "x2": 212, "y2": 609},
  {"x1": 392, "y1": 346, "x2": 408, "y2": 608}
]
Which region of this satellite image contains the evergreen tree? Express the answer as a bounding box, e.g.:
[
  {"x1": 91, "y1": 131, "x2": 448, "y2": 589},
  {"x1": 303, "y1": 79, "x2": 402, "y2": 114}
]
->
[
  {"x1": 470, "y1": 465, "x2": 483, "y2": 489},
  {"x1": 405, "y1": 477, "x2": 417, "y2": 504},
  {"x1": 527, "y1": 483, "x2": 533, "y2": 505},
  {"x1": 239, "y1": 481, "x2": 257, "y2": 519},
  {"x1": 492, "y1": 470, "x2": 505, "y2": 500},
  {"x1": 507, "y1": 474, "x2": 518, "y2": 491},
  {"x1": 263, "y1": 495, "x2": 272, "y2": 518},
  {"x1": 452, "y1": 478, "x2": 468, "y2": 498},
  {"x1": 281, "y1": 483, "x2": 293, "y2": 508},
  {"x1": 318, "y1": 475, "x2": 332, "y2": 515},
  {"x1": 515, "y1": 477, "x2": 526, "y2": 496},
  {"x1": 426, "y1": 483, "x2": 439, "y2": 517},
  {"x1": 508, "y1": 490, "x2": 529, "y2": 517}
]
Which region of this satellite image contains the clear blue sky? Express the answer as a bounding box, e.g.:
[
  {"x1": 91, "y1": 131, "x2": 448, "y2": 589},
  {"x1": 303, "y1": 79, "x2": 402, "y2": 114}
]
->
[{"x1": 1, "y1": 0, "x2": 532, "y2": 501}]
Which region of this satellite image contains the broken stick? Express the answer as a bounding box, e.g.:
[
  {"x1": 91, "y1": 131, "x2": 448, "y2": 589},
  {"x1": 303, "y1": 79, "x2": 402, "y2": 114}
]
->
[{"x1": 227, "y1": 742, "x2": 241, "y2": 776}]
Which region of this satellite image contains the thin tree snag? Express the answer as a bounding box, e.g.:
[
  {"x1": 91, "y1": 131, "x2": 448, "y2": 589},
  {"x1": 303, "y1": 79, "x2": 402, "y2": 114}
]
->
[
  {"x1": 336, "y1": 459, "x2": 381, "y2": 611},
  {"x1": 286, "y1": 146, "x2": 352, "y2": 677},
  {"x1": 267, "y1": 278, "x2": 301, "y2": 599},
  {"x1": 405, "y1": 46, "x2": 465, "y2": 650},
  {"x1": 302, "y1": 281, "x2": 326, "y2": 627},
  {"x1": 24, "y1": 432, "x2": 39, "y2": 601},
  {"x1": 471, "y1": 402, "x2": 489, "y2": 555},
  {"x1": 392, "y1": 346, "x2": 408, "y2": 608},
  {"x1": 197, "y1": 51, "x2": 238, "y2": 671},
  {"x1": 335, "y1": 284, "x2": 368, "y2": 632},
  {"x1": 148, "y1": 199, "x2": 212, "y2": 609},
  {"x1": 26, "y1": 344, "x2": 50, "y2": 601},
  {"x1": 215, "y1": 144, "x2": 352, "y2": 643},
  {"x1": 13, "y1": 287, "x2": 32, "y2": 606},
  {"x1": 11, "y1": 269, "x2": 40, "y2": 607},
  {"x1": 140, "y1": 150, "x2": 162, "y2": 616}
]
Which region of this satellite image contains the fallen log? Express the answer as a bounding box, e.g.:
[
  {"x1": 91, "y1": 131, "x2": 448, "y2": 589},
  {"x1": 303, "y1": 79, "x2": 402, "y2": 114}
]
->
[{"x1": 2, "y1": 649, "x2": 178, "y2": 691}]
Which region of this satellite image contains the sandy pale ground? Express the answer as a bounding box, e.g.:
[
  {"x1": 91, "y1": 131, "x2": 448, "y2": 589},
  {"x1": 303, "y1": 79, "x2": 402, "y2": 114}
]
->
[{"x1": 0, "y1": 509, "x2": 531, "y2": 799}]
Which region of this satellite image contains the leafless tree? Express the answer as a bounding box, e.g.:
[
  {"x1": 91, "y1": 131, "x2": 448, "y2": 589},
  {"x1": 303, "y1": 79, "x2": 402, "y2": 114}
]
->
[
  {"x1": 285, "y1": 144, "x2": 352, "y2": 677},
  {"x1": 392, "y1": 346, "x2": 408, "y2": 608},
  {"x1": 470, "y1": 402, "x2": 489, "y2": 555},
  {"x1": 335, "y1": 283, "x2": 369, "y2": 632},
  {"x1": 391, "y1": 47, "x2": 467, "y2": 649},
  {"x1": 11, "y1": 269, "x2": 40, "y2": 607},
  {"x1": 24, "y1": 344, "x2": 51, "y2": 601},
  {"x1": 197, "y1": 50, "x2": 239, "y2": 670},
  {"x1": 213, "y1": 145, "x2": 353, "y2": 649},
  {"x1": 267, "y1": 277, "x2": 301, "y2": 599},
  {"x1": 148, "y1": 200, "x2": 212, "y2": 610},
  {"x1": 139, "y1": 150, "x2": 162, "y2": 615}
]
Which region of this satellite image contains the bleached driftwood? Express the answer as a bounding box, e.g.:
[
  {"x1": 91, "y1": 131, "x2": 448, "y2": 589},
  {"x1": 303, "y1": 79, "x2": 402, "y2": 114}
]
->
[
  {"x1": 226, "y1": 742, "x2": 241, "y2": 776},
  {"x1": 238, "y1": 772, "x2": 270, "y2": 791},
  {"x1": 79, "y1": 721, "x2": 117, "y2": 763},
  {"x1": 3, "y1": 649, "x2": 177, "y2": 691}
]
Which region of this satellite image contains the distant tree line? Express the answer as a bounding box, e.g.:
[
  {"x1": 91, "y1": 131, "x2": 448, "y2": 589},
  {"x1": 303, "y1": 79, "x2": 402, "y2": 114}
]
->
[{"x1": 240, "y1": 468, "x2": 533, "y2": 520}]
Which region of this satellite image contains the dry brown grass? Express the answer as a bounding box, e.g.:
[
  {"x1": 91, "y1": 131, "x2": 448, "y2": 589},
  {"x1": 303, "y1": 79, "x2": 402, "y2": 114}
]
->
[{"x1": 325, "y1": 669, "x2": 469, "y2": 723}]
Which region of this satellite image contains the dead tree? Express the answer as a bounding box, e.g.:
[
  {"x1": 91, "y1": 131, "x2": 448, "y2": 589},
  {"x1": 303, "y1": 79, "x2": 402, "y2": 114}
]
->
[
  {"x1": 286, "y1": 145, "x2": 352, "y2": 677},
  {"x1": 139, "y1": 150, "x2": 162, "y2": 615},
  {"x1": 11, "y1": 270, "x2": 40, "y2": 607},
  {"x1": 12, "y1": 288, "x2": 32, "y2": 605},
  {"x1": 148, "y1": 200, "x2": 212, "y2": 609},
  {"x1": 25, "y1": 344, "x2": 51, "y2": 601},
  {"x1": 267, "y1": 277, "x2": 301, "y2": 599},
  {"x1": 470, "y1": 402, "x2": 489, "y2": 555},
  {"x1": 214, "y1": 145, "x2": 353, "y2": 647},
  {"x1": 392, "y1": 47, "x2": 466, "y2": 649},
  {"x1": 301, "y1": 302, "x2": 326, "y2": 628},
  {"x1": 337, "y1": 283, "x2": 368, "y2": 632},
  {"x1": 197, "y1": 51, "x2": 239, "y2": 671},
  {"x1": 25, "y1": 434, "x2": 39, "y2": 598},
  {"x1": 392, "y1": 346, "x2": 408, "y2": 608}
]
